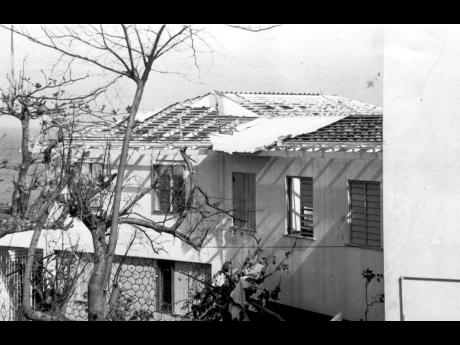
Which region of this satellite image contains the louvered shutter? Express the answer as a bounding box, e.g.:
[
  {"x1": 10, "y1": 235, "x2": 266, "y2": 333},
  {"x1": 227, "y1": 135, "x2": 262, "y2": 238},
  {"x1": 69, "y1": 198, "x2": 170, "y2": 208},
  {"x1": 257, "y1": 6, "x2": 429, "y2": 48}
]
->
[
  {"x1": 245, "y1": 173, "x2": 256, "y2": 229},
  {"x1": 349, "y1": 180, "x2": 381, "y2": 247},
  {"x1": 232, "y1": 172, "x2": 244, "y2": 228},
  {"x1": 232, "y1": 172, "x2": 256, "y2": 230},
  {"x1": 300, "y1": 177, "x2": 314, "y2": 237}
]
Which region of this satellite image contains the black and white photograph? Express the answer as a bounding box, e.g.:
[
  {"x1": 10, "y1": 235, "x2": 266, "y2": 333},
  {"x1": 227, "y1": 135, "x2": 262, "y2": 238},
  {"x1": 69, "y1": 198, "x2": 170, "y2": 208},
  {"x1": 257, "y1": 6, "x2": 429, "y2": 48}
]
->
[{"x1": 0, "y1": 24, "x2": 456, "y2": 322}]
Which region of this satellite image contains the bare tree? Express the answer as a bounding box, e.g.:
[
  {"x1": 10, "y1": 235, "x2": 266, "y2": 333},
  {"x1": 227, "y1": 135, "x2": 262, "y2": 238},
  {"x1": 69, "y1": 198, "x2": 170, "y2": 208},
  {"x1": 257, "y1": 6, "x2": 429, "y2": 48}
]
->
[
  {"x1": 0, "y1": 59, "x2": 120, "y2": 320},
  {"x1": 0, "y1": 24, "x2": 280, "y2": 321},
  {"x1": 0, "y1": 61, "x2": 117, "y2": 225}
]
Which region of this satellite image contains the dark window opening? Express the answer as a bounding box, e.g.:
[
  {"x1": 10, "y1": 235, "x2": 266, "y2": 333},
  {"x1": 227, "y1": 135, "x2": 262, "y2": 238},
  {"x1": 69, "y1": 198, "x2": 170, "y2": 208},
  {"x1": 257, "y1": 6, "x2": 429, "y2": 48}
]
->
[
  {"x1": 157, "y1": 260, "x2": 174, "y2": 313},
  {"x1": 82, "y1": 162, "x2": 103, "y2": 180},
  {"x1": 151, "y1": 165, "x2": 186, "y2": 213}
]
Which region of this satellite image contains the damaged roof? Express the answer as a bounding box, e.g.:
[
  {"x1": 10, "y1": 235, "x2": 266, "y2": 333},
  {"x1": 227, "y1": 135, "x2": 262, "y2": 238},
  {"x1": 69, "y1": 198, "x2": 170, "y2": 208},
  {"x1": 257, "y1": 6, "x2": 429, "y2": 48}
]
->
[
  {"x1": 75, "y1": 91, "x2": 382, "y2": 152},
  {"x1": 273, "y1": 114, "x2": 383, "y2": 150},
  {"x1": 78, "y1": 106, "x2": 256, "y2": 147},
  {"x1": 221, "y1": 91, "x2": 382, "y2": 117}
]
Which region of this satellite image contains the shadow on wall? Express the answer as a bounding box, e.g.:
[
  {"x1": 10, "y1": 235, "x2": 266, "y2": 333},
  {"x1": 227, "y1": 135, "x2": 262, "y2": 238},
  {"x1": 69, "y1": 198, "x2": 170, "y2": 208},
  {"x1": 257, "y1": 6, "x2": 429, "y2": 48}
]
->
[
  {"x1": 108, "y1": 148, "x2": 384, "y2": 321},
  {"x1": 221, "y1": 153, "x2": 384, "y2": 321}
]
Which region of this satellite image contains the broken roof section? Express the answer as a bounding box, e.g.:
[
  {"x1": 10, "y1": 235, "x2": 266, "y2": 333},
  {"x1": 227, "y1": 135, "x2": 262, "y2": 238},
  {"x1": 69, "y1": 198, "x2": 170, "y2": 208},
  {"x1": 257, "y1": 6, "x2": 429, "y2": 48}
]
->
[
  {"x1": 221, "y1": 91, "x2": 382, "y2": 117},
  {"x1": 210, "y1": 116, "x2": 349, "y2": 153},
  {"x1": 75, "y1": 91, "x2": 382, "y2": 152},
  {"x1": 76, "y1": 92, "x2": 258, "y2": 149},
  {"x1": 209, "y1": 92, "x2": 382, "y2": 153}
]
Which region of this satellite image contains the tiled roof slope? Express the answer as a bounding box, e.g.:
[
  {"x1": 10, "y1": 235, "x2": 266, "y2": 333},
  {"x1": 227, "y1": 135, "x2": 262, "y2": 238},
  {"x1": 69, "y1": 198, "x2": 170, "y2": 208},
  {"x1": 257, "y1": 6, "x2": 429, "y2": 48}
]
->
[
  {"x1": 283, "y1": 115, "x2": 382, "y2": 144},
  {"x1": 75, "y1": 91, "x2": 382, "y2": 149}
]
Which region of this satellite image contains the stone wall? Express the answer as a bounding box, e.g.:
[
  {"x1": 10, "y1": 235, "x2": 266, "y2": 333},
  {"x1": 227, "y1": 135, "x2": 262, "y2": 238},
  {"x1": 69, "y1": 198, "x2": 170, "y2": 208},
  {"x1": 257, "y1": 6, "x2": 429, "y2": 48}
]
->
[
  {"x1": 65, "y1": 255, "x2": 210, "y2": 321},
  {"x1": 65, "y1": 255, "x2": 159, "y2": 321}
]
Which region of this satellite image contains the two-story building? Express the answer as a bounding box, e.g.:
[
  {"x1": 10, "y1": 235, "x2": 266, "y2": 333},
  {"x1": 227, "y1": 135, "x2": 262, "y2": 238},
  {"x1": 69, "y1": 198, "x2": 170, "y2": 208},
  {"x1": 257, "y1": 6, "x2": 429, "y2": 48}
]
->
[{"x1": 0, "y1": 91, "x2": 383, "y2": 320}]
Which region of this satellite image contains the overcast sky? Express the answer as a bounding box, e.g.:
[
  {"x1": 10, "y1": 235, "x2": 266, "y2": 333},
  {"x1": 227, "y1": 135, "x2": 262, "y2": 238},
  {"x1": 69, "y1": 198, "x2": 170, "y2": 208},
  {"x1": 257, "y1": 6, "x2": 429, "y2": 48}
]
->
[{"x1": 0, "y1": 24, "x2": 382, "y2": 128}]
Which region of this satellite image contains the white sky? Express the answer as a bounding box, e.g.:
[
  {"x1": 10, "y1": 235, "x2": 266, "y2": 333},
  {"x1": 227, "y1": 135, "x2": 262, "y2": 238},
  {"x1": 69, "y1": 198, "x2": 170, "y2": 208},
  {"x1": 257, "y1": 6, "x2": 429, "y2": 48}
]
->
[{"x1": 0, "y1": 24, "x2": 382, "y2": 128}]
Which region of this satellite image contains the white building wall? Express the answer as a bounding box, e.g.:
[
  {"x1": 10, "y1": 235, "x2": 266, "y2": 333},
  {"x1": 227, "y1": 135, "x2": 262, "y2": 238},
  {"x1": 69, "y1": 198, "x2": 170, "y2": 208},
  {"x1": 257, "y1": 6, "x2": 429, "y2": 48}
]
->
[
  {"x1": 384, "y1": 25, "x2": 460, "y2": 321},
  {"x1": 78, "y1": 147, "x2": 228, "y2": 274},
  {"x1": 70, "y1": 145, "x2": 383, "y2": 320},
  {"x1": 218, "y1": 151, "x2": 383, "y2": 321}
]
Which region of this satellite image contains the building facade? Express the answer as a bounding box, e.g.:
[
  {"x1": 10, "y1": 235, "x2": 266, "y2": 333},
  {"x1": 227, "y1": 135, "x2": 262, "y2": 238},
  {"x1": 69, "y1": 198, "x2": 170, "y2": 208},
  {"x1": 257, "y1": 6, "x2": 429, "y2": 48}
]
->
[{"x1": 1, "y1": 91, "x2": 383, "y2": 320}]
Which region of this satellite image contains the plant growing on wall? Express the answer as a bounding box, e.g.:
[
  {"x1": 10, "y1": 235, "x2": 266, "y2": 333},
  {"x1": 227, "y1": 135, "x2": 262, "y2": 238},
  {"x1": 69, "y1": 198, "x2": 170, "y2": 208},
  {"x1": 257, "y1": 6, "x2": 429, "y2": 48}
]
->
[{"x1": 361, "y1": 267, "x2": 384, "y2": 321}]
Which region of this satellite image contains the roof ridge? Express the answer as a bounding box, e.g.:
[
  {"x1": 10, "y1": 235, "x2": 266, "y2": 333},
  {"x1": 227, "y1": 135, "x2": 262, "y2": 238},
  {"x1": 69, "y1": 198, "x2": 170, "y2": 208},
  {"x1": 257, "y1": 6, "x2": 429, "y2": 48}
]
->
[
  {"x1": 219, "y1": 91, "x2": 323, "y2": 96},
  {"x1": 219, "y1": 91, "x2": 382, "y2": 109}
]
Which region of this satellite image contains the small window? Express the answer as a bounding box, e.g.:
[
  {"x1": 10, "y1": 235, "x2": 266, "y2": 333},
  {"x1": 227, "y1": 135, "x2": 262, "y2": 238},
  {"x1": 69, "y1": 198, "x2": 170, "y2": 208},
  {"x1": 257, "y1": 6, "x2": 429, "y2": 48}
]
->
[
  {"x1": 348, "y1": 180, "x2": 381, "y2": 247},
  {"x1": 157, "y1": 260, "x2": 174, "y2": 313},
  {"x1": 82, "y1": 162, "x2": 103, "y2": 180},
  {"x1": 287, "y1": 177, "x2": 314, "y2": 238},
  {"x1": 151, "y1": 164, "x2": 186, "y2": 214},
  {"x1": 232, "y1": 172, "x2": 256, "y2": 230}
]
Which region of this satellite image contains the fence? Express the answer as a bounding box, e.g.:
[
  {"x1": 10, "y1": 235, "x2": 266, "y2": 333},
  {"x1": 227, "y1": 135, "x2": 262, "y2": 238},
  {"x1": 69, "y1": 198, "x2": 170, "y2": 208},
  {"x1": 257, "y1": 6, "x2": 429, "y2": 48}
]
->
[
  {"x1": 0, "y1": 246, "x2": 43, "y2": 321},
  {"x1": 399, "y1": 276, "x2": 460, "y2": 321}
]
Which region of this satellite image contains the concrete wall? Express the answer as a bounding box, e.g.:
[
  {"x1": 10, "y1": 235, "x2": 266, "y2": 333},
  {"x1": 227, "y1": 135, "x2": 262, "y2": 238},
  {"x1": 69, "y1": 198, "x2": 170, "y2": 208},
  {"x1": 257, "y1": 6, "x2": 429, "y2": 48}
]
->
[
  {"x1": 83, "y1": 145, "x2": 383, "y2": 320},
  {"x1": 81, "y1": 147, "x2": 229, "y2": 274},
  {"x1": 384, "y1": 25, "x2": 460, "y2": 321},
  {"x1": 218, "y1": 151, "x2": 383, "y2": 321}
]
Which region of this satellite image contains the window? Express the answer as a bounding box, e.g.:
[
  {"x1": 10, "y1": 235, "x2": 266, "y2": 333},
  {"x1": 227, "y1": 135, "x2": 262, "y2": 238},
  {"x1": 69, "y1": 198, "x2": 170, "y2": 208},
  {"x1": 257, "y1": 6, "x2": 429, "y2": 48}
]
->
[
  {"x1": 157, "y1": 260, "x2": 174, "y2": 313},
  {"x1": 232, "y1": 172, "x2": 256, "y2": 230},
  {"x1": 348, "y1": 180, "x2": 381, "y2": 247},
  {"x1": 82, "y1": 162, "x2": 103, "y2": 180},
  {"x1": 90, "y1": 163, "x2": 103, "y2": 180},
  {"x1": 151, "y1": 164, "x2": 186, "y2": 213},
  {"x1": 287, "y1": 176, "x2": 314, "y2": 238}
]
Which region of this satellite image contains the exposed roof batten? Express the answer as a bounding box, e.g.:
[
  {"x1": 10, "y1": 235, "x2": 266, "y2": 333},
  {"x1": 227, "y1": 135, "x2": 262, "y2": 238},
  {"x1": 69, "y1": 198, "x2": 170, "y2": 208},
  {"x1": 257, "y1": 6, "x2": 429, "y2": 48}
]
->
[{"x1": 73, "y1": 91, "x2": 382, "y2": 152}]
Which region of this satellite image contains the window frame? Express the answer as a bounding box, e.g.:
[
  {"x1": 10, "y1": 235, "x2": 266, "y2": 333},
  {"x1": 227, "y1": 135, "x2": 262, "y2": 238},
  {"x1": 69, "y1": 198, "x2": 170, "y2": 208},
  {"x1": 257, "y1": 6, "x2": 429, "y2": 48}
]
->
[
  {"x1": 151, "y1": 163, "x2": 187, "y2": 215},
  {"x1": 285, "y1": 175, "x2": 314, "y2": 239},
  {"x1": 347, "y1": 179, "x2": 382, "y2": 249}
]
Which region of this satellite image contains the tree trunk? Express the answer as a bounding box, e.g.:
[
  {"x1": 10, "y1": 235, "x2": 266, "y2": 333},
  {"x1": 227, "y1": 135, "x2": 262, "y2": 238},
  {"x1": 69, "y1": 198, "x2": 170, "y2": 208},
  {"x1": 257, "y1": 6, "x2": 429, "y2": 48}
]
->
[
  {"x1": 12, "y1": 110, "x2": 31, "y2": 216},
  {"x1": 87, "y1": 258, "x2": 107, "y2": 321},
  {"x1": 88, "y1": 220, "x2": 109, "y2": 321},
  {"x1": 96, "y1": 80, "x2": 146, "y2": 311}
]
